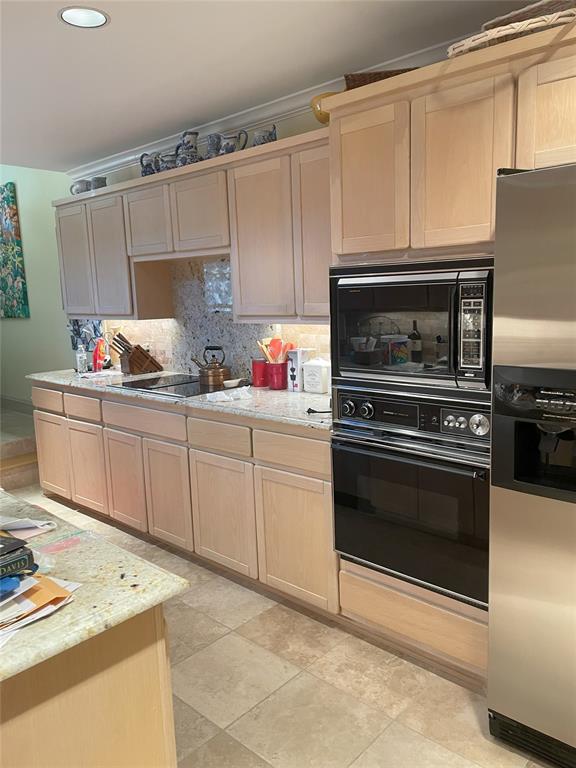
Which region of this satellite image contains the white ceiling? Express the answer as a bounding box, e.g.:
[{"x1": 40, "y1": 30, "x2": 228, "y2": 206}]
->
[{"x1": 1, "y1": 0, "x2": 524, "y2": 172}]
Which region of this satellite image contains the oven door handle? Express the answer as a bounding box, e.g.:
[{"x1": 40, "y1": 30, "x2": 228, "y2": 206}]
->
[{"x1": 332, "y1": 440, "x2": 487, "y2": 480}]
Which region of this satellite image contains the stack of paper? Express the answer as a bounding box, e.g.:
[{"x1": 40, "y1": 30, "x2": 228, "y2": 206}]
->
[{"x1": 0, "y1": 574, "x2": 80, "y2": 649}]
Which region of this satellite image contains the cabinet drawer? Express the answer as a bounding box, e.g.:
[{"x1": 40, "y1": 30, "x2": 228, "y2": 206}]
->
[
  {"x1": 31, "y1": 387, "x2": 64, "y2": 413},
  {"x1": 339, "y1": 570, "x2": 487, "y2": 673},
  {"x1": 252, "y1": 430, "x2": 330, "y2": 478},
  {"x1": 187, "y1": 417, "x2": 251, "y2": 457},
  {"x1": 64, "y1": 393, "x2": 101, "y2": 422},
  {"x1": 102, "y1": 401, "x2": 186, "y2": 442}
]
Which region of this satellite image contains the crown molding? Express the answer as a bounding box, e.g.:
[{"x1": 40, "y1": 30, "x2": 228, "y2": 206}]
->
[{"x1": 67, "y1": 34, "x2": 465, "y2": 180}]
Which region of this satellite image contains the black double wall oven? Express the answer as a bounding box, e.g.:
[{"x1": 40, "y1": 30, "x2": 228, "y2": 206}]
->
[{"x1": 330, "y1": 259, "x2": 493, "y2": 609}]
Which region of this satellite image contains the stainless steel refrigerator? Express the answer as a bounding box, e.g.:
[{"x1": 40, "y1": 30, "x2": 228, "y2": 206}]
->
[{"x1": 489, "y1": 163, "x2": 576, "y2": 768}]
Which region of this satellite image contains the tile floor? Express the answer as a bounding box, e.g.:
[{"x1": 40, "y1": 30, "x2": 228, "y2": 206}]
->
[{"x1": 11, "y1": 484, "x2": 554, "y2": 768}]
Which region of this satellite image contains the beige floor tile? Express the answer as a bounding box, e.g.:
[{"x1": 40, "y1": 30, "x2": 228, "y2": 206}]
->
[
  {"x1": 179, "y1": 574, "x2": 275, "y2": 629},
  {"x1": 172, "y1": 695, "x2": 220, "y2": 762},
  {"x1": 229, "y1": 671, "x2": 390, "y2": 768},
  {"x1": 397, "y1": 672, "x2": 530, "y2": 768},
  {"x1": 308, "y1": 634, "x2": 429, "y2": 719},
  {"x1": 236, "y1": 604, "x2": 345, "y2": 667},
  {"x1": 165, "y1": 600, "x2": 230, "y2": 664},
  {"x1": 350, "y1": 721, "x2": 480, "y2": 768},
  {"x1": 180, "y1": 732, "x2": 272, "y2": 768},
  {"x1": 171, "y1": 633, "x2": 299, "y2": 728},
  {"x1": 145, "y1": 548, "x2": 216, "y2": 587}
]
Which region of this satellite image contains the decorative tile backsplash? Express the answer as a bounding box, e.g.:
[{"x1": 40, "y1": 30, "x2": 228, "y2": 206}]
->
[{"x1": 93, "y1": 257, "x2": 331, "y2": 375}]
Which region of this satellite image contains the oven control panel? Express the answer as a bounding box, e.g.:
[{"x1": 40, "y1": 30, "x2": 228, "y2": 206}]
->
[
  {"x1": 459, "y1": 283, "x2": 485, "y2": 370},
  {"x1": 338, "y1": 393, "x2": 491, "y2": 440}
]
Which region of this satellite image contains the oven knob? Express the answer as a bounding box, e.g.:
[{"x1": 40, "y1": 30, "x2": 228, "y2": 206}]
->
[
  {"x1": 359, "y1": 402, "x2": 375, "y2": 419},
  {"x1": 456, "y1": 416, "x2": 468, "y2": 430},
  {"x1": 341, "y1": 400, "x2": 356, "y2": 417},
  {"x1": 443, "y1": 415, "x2": 456, "y2": 427},
  {"x1": 469, "y1": 414, "x2": 490, "y2": 437}
]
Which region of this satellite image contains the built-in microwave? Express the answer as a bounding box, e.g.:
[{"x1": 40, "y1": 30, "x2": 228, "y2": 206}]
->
[{"x1": 330, "y1": 258, "x2": 493, "y2": 391}]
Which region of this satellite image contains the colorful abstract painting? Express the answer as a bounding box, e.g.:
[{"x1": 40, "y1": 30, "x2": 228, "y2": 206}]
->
[{"x1": 0, "y1": 182, "x2": 30, "y2": 318}]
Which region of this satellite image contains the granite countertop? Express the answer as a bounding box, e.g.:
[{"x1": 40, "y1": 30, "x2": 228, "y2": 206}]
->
[
  {"x1": 27, "y1": 370, "x2": 332, "y2": 431},
  {"x1": 0, "y1": 491, "x2": 188, "y2": 681},
  {"x1": 186, "y1": 388, "x2": 332, "y2": 431}
]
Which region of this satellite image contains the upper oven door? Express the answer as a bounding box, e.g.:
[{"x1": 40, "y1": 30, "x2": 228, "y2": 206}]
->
[
  {"x1": 332, "y1": 437, "x2": 489, "y2": 607},
  {"x1": 332, "y1": 271, "x2": 458, "y2": 385}
]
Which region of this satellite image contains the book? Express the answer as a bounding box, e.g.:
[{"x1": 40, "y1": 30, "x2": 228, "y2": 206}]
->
[
  {"x1": 0, "y1": 533, "x2": 26, "y2": 557},
  {"x1": 0, "y1": 547, "x2": 34, "y2": 578}
]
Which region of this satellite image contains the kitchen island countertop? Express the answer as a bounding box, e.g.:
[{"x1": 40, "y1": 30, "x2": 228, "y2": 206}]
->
[{"x1": 0, "y1": 491, "x2": 188, "y2": 681}]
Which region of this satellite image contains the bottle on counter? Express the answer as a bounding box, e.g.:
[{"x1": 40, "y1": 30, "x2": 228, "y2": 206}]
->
[
  {"x1": 75, "y1": 344, "x2": 88, "y2": 374},
  {"x1": 408, "y1": 320, "x2": 423, "y2": 363}
]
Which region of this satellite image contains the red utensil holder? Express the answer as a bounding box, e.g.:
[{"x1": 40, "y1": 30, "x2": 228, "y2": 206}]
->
[
  {"x1": 252, "y1": 358, "x2": 269, "y2": 388},
  {"x1": 268, "y1": 361, "x2": 288, "y2": 390}
]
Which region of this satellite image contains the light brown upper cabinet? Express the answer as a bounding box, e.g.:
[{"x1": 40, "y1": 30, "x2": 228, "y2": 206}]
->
[
  {"x1": 517, "y1": 55, "x2": 576, "y2": 169},
  {"x1": 170, "y1": 171, "x2": 230, "y2": 252},
  {"x1": 123, "y1": 184, "x2": 173, "y2": 257},
  {"x1": 228, "y1": 156, "x2": 296, "y2": 318},
  {"x1": 68, "y1": 419, "x2": 108, "y2": 515},
  {"x1": 330, "y1": 102, "x2": 410, "y2": 255},
  {"x1": 55, "y1": 204, "x2": 95, "y2": 315},
  {"x1": 291, "y1": 145, "x2": 332, "y2": 317},
  {"x1": 411, "y1": 75, "x2": 514, "y2": 248},
  {"x1": 86, "y1": 196, "x2": 132, "y2": 316}
]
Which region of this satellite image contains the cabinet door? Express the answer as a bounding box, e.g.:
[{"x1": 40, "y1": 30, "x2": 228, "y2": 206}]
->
[
  {"x1": 411, "y1": 75, "x2": 514, "y2": 247},
  {"x1": 330, "y1": 102, "x2": 409, "y2": 254},
  {"x1": 86, "y1": 196, "x2": 133, "y2": 316},
  {"x1": 291, "y1": 145, "x2": 332, "y2": 317},
  {"x1": 228, "y1": 157, "x2": 296, "y2": 317},
  {"x1": 254, "y1": 466, "x2": 338, "y2": 612},
  {"x1": 517, "y1": 55, "x2": 576, "y2": 169},
  {"x1": 142, "y1": 438, "x2": 193, "y2": 550},
  {"x1": 170, "y1": 171, "x2": 230, "y2": 251},
  {"x1": 189, "y1": 450, "x2": 257, "y2": 577},
  {"x1": 68, "y1": 419, "x2": 108, "y2": 514},
  {"x1": 103, "y1": 428, "x2": 147, "y2": 531},
  {"x1": 123, "y1": 185, "x2": 172, "y2": 256},
  {"x1": 33, "y1": 411, "x2": 71, "y2": 499},
  {"x1": 55, "y1": 205, "x2": 95, "y2": 315}
]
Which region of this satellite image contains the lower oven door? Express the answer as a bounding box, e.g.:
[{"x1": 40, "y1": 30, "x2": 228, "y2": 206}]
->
[{"x1": 332, "y1": 438, "x2": 489, "y2": 607}]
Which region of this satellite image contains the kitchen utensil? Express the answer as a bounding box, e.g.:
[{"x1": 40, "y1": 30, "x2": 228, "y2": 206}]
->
[
  {"x1": 69, "y1": 179, "x2": 91, "y2": 195},
  {"x1": 111, "y1": 334, "x2": 163, "y2": 374},
  {"x1": 191, "y1": 346, "x2": 231, "y2": 391},
  {"x1": 268, "y1": 337, "x2": 283, "y2": 362},
  {"x1": 90, "y1": 176, "x2": 107, "y2": 190},
  {"x1": 176, "y1": 131, "x2": 203, "y2": 165},
  {"x1": 252, "y1": 359, "x2": 269, "y2": 387},
  {"x1": 302, "y1": 358, "x2": 331, "y2": 394},
  {"x1": 252, "y1": 125, "x2": 277, "y2": 146},
  {"x1": 268, "y1": 361, "x2": 288, "y2": 390},
  {"x1": 257, "y1": 341, "x2": 274, "y2": 364}
]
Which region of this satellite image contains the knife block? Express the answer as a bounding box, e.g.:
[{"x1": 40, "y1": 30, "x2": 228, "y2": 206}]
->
[{"x1": 119, "y1": 347, "x2": 163, "y2": 375}]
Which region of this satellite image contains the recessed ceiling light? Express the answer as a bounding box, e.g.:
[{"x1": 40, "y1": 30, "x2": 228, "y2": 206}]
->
[{"x1": 59, "y1": 7, "x2": 109, "y2": 28}]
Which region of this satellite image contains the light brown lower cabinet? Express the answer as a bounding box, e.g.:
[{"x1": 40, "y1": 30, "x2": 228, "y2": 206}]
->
[
  {"x1": 142, "y1": 438, "x2": 193, "y2": 551},
  {"x1": 33, "y1": 410, "x2": 71, "y2": 499},
  {"x1": 103, "y1": 428, "x2": 148, "y2": 532},
  {"x1": 68, "y1": 419, "x2": 108, "y2": 515},
  {"x1": 254, "y1": 465, "x2": 338, "y2": 613},
  {"x1": 189, "y1": 450, "x2": 258, "y2": 578}
]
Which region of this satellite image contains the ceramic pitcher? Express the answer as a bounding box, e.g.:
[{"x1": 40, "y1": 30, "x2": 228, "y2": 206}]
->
[
  {"x1": 219, "y1": 129, "x2": 248, "y2": 155},
  {"x1": 176, "y1": 130, "x2": 203, "y2": 166}
]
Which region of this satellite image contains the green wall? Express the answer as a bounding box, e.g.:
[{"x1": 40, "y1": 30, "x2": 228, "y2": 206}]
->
[{"x1": 0, "y1": 165, "x2": 74, "y2": 405}]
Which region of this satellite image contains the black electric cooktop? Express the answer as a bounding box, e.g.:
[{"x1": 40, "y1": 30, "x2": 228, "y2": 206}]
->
[{"x1": 110, "y1": 374, "x2": 202, "y2": 398}]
